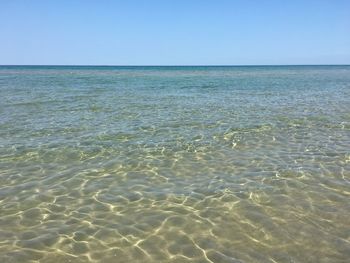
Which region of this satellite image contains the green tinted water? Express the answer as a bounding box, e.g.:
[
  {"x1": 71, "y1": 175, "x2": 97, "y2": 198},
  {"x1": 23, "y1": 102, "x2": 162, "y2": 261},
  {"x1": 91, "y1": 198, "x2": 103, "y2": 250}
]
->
[{"x1": 0, "y1": 66, "x2": 350, "y2": 262}]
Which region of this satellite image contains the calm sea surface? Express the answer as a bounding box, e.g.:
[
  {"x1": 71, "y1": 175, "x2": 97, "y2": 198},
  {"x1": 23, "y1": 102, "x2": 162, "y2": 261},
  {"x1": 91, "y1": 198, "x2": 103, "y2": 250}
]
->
[{"x1": 0, "y1": 66, "x2": 350, "y2": 262}]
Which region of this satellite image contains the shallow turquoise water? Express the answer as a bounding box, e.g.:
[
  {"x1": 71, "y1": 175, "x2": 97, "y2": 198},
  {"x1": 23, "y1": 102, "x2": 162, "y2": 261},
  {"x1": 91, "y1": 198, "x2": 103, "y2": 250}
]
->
[{"x1": 0, "y1": 66, "x2": 350, "y2": 262}]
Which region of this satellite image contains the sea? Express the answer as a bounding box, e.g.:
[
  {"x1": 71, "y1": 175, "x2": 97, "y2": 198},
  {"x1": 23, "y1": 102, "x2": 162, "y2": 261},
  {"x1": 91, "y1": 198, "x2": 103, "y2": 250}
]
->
[{"x1": 0, "y1": 65, "x2": 349, "y2": 262}]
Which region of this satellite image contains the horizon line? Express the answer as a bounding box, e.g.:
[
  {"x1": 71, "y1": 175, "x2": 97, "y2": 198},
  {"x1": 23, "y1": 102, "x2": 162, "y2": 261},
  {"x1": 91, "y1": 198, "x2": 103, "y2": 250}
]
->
[{"x1": 1, "y1": 64, "x2": 350, "y2": 67}]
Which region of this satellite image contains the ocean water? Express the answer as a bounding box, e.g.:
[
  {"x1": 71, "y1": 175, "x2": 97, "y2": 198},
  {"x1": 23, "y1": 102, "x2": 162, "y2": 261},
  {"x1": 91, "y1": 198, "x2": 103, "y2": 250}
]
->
[{"x1": 0, "y1": 65, "x2": 349, "y2": 263}]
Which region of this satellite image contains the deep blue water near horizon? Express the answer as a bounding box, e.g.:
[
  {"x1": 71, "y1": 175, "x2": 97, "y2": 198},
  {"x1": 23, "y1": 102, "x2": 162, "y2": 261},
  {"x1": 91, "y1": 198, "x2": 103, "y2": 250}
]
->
[{"x1": 0, "y1": 65, "x2": 350, "y2": 262}]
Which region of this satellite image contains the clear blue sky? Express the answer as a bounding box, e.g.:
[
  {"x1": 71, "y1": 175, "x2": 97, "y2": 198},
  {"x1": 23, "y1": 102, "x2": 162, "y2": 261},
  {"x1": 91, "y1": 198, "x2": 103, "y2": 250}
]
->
[{"x1": 1, "y1": 0, "x2": 349, "y2": 65}]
